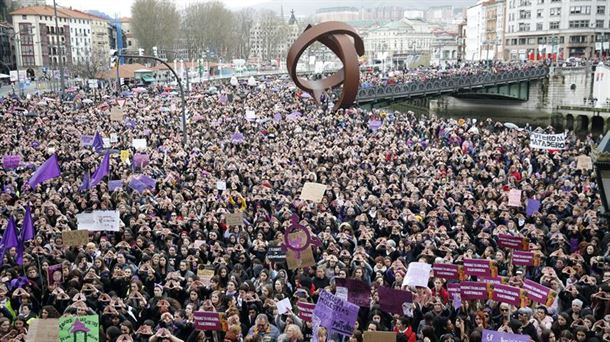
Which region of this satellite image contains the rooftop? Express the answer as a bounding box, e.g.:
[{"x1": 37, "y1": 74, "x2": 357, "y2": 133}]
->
[{"x1": 10, "y1": 5, "x2": 106, "y2": 21}]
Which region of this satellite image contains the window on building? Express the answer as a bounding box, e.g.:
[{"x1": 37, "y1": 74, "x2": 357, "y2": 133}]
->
[
  {"x1": 537, "y1": 9, "x2": 543, "y2": 17},
  {"x1": 570, "y1": 6, "x2": 591, "y2": 14},
  {"x1": 520, "y1": 10, "x2": 531, "y2": 19},
  {"x1": 519, "y1": 38, "x2": 527, "y2": 44},
  {"x1": 570, "y1": 35, "x2": 587, "y2": 43},
  {"x1": 569, "y1": 20, "x2": 590, "y2": 28},
  {"x1": 536, "y1": 23, "x2": 543, "y2": 30},
  {"x1": 550, "y1": 21, "x2": 560, "y2": 29},
  {"x1": 537, "y1": 0, "x2": 544, "y2": 3},
  {"x1": 518, "y1": 23, "x2": 531, "y2": 31},
  {"x1": 551, "y1": 0, "x2": 561, "y2": 2},
  {"x1": 550, "y1": 7, "x2": 561, "y2": 16},
  {"x1": 598, "y1": 6, "x2": 605, "y2": 14},
  {"x1": 22, "y1": 15, "x2": 26, "y2": 19},
  {"x1": 528, "y1": 38, "x2": 536, "y2": 44},
  {"x1": 597, "y1": 20, "x2": 604, "y2": 28}
]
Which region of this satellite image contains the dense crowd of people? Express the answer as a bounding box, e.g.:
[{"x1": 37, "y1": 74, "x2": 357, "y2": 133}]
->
[{"x1": 0, "y1": 63, "x2": 608, "y2": 342}]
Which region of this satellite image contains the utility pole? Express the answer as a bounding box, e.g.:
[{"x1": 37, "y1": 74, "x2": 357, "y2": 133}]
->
[{"x1": 52, "y1": 0, "x2": 65, "y2": 96}]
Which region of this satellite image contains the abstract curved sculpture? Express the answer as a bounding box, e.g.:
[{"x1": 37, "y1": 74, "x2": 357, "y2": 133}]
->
[{"x1": 286, "y1": 21, "x2": 365, "y2": 112}]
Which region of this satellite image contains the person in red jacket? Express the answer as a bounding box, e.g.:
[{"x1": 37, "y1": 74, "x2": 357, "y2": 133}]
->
[
  {"x1": 431, "y1": 278, "x2": 450, "y2": 304},
  {"x1": 394, "y1": 317, "x2": 416, "y2": 342}
]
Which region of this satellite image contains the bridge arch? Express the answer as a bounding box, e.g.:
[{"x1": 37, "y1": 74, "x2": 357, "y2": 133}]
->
[
  {"x1": 551, "y1": 114, "x2": 564, "y2": 131},
  {"x1": 576, "y1": 115, "x2": 589, "y2": 133},
  {"x1": 565, "y1": 114, "x2": 575, "y2": 131},
  {"x1": 591, "y1": 116, "x2": 604, "y2": 135}
]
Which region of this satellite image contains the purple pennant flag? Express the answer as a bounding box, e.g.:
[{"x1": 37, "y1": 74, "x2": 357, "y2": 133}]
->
[
  {"x1": 231, "y1": 131, "x2": 244, "y2": 144},
  {"x1": 452, "y1": 293, "x2": 462, "y2": 310},
  {"x1": 125, "y1": 119, "x2": 136, "y2": 129},
  {"x1": 28, "y1": 154, "x2": 61, "y2": 189},
  {"x1": 287, "y1": 111, "x2": 302, "y2": 120},
  {"x1": 21, "y1": 206, "x2": 34, "y2": 243},
  {"x1": 92, "y1": 132, "x2": 104, "y2": 152},
  {"x1": 3, "y1": 155, "x2": 21, "y2": 169},
  {"x1": 0, "y1": 216, "x2": 19, "y2": 267},
  {"x1": 133, "y1": 153, "x2": 149, "y2": 169},
  {"x1": 526, "y1": 198, "x2": 541, "y2": 217},
  {"x1": 79, "y1": 172, "x2": 90, "y2": 193},
  {"x1": 368, "y1": 120, "x2": 382, "y2": 131},
  {"x1": 128, "y1": 178, "x2": 147, "y2": 193},
  {"x1": 90, "y1": 152, "x2": 110, "y2": 189},
  {"x1": 273, "y1": 113, "x2": 282, "y2": 122},
  {"x1": 136, "y1": 175, "x2": 156, "y2": 189},
  {"x1": 108, "y1": 180, "x2": 123, "y2": 192},
  {"x1": 482, "y1": 330, "x2": 530, "y2": 342}
]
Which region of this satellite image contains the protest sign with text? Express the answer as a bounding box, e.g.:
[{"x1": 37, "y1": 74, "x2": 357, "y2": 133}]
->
[{"x1": 529, "y1": 132, "x2": 566, "y2": 150}]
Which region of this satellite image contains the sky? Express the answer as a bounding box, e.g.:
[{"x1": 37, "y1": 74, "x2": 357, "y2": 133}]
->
[{"x1": 52, "y1": 0, "x2": 475, "y2": 18}]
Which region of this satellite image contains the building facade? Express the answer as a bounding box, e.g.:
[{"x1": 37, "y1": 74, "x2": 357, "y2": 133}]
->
[
  {"x1": 465, "y1": 0, "x2": 505, "y2": 61},
  {"x1": 248, "y1": 10, "x2": 300, "y2": 64},
  {"x1": 0, "y1": 22, "x2": 16, "y2": 73},
  {"x1": 505, "y1": 0, "x2": 610, "y2": 61},
  {"x1": 120, "y1": 18, "x2": 138, "y2": 50}
]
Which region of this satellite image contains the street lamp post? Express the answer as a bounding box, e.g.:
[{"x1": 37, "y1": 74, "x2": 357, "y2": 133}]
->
[
  {"x1": 52, "y1": 0, "x2": 65, "y2": 96},
  {"x1": 119, "y1": 53, "x2": 188, "y2": 145}
]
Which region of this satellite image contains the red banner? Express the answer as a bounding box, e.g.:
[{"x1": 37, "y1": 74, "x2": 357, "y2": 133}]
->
[
  {"x1": 296, "y1": 301, "x2": 315, "y2": 322},
  {"x1": 492, "y1": 284, "x2": 524, "y2": 307},
  {"x1": 460, "y1": 281, "x2": 490, "y2": 301},
  {"x1": 496, "y1": 234, "x2": 529, "y2": 250},
  {"x1": 194, "y1": 311, "x2": 223, "y2": 331},
  {"x1": 463, "y1": 259, "x2": 497, "y2": 278},
  {"x1": 523, "y1": 279, "x2": 556, "y2": 306},
  {"x1": 512, "y1": 251, "x2": 540, "y2": 266},
  {"x1": 433, "y1": 263, "x2": 464, "y2": 280}
]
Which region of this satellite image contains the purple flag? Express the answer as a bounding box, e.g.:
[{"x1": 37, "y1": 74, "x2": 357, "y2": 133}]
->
[
  {"x1": 368, "y1": 120, "x2": 383, "y2": 131},
  {"x1": 92, "y1": 132, "x2": 104, "y2": 152},
  {"x1": 1, "y1": 216, "x2": 19, "y2": 266},
  {"x1": 481, "y1": 329, "x2": 530, "y2": 342},
  {"x1": 133, "y1": 153, "x2": 149, "y2": 169},
  {"x1": 526, "y1": 198, "x2": 541, "y2": 217},
  {"x1": 21, "y1": 206, "x2": 34, "y2": 243},
  {"x1": 108, "y1": 180, "x2": 123, "y2": 192},
  {"x1": 80, "y1": 135, "x2": 94, "y2": 146},
  {"x1": 231, "y1": 131, "x2": 245, "y2": 144},
  {"x1": 125, "y1": 119, "x2": 136, "y2": 129},
  {"x1": 3, "y1": 155, "x2": 21, "y2": 169},
  {"x1": 28, "y1": 154, "x2": 61, "y2": 189},
  {"x1": 335, "y1": 278, "x2": 371, "y2": 307},
  {"x1": 79, "y1": 172, "x2": 90, "y2": 193},
  {"x1": 378, "y1": 286, "x2": 413, "y2": 315},
  {"x1": 90, "y1": 152, "x2": 110, "y2": 189},
  {"x1": 287, "y1": 111, "x2": 302, "y2": 120},
  {"x1": 128, "y1": 178, "x2": 147, "y2": 193},
  {"x1": 137, "y1": 175, "x2": 156, "y2": 189},
  {"x1": 273, "y1": 113, "x2": 282, "y2": 122}
]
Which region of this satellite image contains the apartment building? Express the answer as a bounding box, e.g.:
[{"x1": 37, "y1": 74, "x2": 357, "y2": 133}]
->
[
  {"x1": 504, "y1": 0, "x2": 610, "y2": 60},
  {"x1": 465, "y1": 0, "x2": 506, "y2": 61}
]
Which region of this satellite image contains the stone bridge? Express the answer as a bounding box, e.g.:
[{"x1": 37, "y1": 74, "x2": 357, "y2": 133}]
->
[{"x1": 353, "y1": 66, "x2": 550, "y2": 104}]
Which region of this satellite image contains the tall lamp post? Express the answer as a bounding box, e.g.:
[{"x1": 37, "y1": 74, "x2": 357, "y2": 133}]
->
[
  {"x1": 116, "y1": 52, "x2": 188, "y2": 145},
  {"x1": 593, "y1": 131, "x2": 610, "y2": 215}
]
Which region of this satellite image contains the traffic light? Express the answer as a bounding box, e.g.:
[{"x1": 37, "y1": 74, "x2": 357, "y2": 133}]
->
[
  {"x1": 152, "y1": 46, "x2": 158, "y2": 57},
  {"x1": 138, "y1": 48, "x2": 144, "y2": 56}
]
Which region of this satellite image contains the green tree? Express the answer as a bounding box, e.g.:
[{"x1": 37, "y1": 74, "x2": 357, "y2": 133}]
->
[{"x1": 131, "y1": 0, "x2": 180, "y2": 54}]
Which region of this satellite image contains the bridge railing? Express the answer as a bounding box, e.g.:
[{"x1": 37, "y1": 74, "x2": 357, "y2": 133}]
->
[{"x1": 355, "y1": 66, "x2": 549, "y2": 103}]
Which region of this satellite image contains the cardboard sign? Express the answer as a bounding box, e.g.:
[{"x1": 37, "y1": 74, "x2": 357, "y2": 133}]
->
[
  {"x1": 286, "y1": 245, "x2": 315, "y2": 270},
  {"x1": 120, "y1": 150, "x2": 130, "y2": 163},
  {"x1": 296, "y1": 301, "x2": 315, "y2": 322},
  {"x1": 110, "y1": 107, "x2": 124, "y2": 121},
  {"x1": 403, "y1": 262, "x2": 431, "y2": 287},
  {"x1": 47, "y1": 264, "x2": 63, "y2": 287},
  {"x1": 335, "y1": 278, "x2": 371, "y2": 307},
  {"x1": 62, "y1": 230, "x2": 89, "y2": 247},
  {"x1": 26, "y1": 319, "x2": 60, "y2": 342},
  {"x1": 492, "y1": 284, "x2": 524, "y2": 307},
  {"x1": 377, "y1": 286, "x2": 413, "y2": 315},
  {"x1": 225, "y1": 212, "x2": 243, "y2": 226},
  {"x1": 364, "y1": 331, "x2": 396, "y2": 342},
  {"x1": 432, "y1": 263, "x2": 464, "y2": 280},
  {"x1": 508, "y1": 189, "x2": 522, "y2": 207},
  {"x1": 460, "y1": 281, "x2": 490, "y2": 301},
  {"x1": 216, "y1": 181, "x2": 227, "y2": 191},
  {"x1": 77, "y1": 210, "x2": 121, "y2": 232},
  {"x1": 463, "y1": 258, "x2": 497, "y2": 277},
  {"x1": 512, "y1": 251, "x2": 540, "y2": 266},
  {"x1": 276, "y1": 298, "x2": 293, "y2": 315},
  {"x1": 313, "y1": 290, "x2": 359, "y2": 337},
  {"x1": 299, "y1": 182, "x2": 327, "y2": 203},
  {"x1": 577, "y1": 155, "x2": 592, "y2": 170},
  {"x1": 3, "y1": 155, "x2": 21, "y2": 169},
  {"x1": 193, "y1": 311, "x2": 223, "y2": 331},
  {"x1": 198, "y1": 269, "x2": 215, "y2": 287},
  {"x1": 529, "y1": 132, "x2": 566, "y2": 150},
  {"x1": 131, "y1": 139, "x2": 147, "y2": 150},
  {"x1": 496, "y1": 234, "x2": 529, "y2": 250},
  {"x1": 59, "y1": 315, "x2": 99, "y2": 342},
  {"x1": 482, "y1": 329, "x2": 530, "y2": 342},
  {"x1": 523, "y1": 279, "x2": 556, "y2": 306}
]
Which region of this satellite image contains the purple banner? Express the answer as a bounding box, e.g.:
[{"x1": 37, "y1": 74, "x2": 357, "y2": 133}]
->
[
  {"x1": 81, "y1": 135, "x2": 94, "y2": 146},
  {"x1": 296, "y1": 301, "x2": 315, "y2": 322},
  {"x1": 133, "y1": 153, "x2": 149, "y2": 169},
  {"x1": 512, "y1": 251, "x2": 538, "y2": 266},
  {"x1": 368, "y1": 120, "x2": 382, "y2": 131},
  {"x1": 378, "y1": 286, "x2": 413, "y2": 315},
  {"x1": 497, "y1": 234, "x2": 529, "y2": 251},
  {"x1": 231, "y1": 131, "x2": 245, "y2": 144},
  {"x1": 335, "y1": 278, "x2": 371, "y2": 307},
  {"x1": 136, "y1": 175, "x2": 156, "y2": 189},
  {"x1": 433, "y1": 263, "x2": 462, "y2": 280},
  {"x1": 523, "y1": 279, "x2": 553, "y2": 306},
  {"x1": 108, "y1": 180, "x2": 123, "y2": 192},
  {"x1": 492, "y1": 284, "x2": 523, "y2": 307},
  {"x1": 482, "y1": 329, "x2": 530, "y2": 342},
  {"x1": 447, "y1": 283, "x2": 461, "y2": 298},
  {"x1": 313, "y1": 290, "x2": 359, "y2": 337},
  {"x1": 2, "y1": 155, "x2": 21, "y2": 169},
  {"x1": 273, "y1": 113, "x2": 282, "y2": 122},
  {"x1": 460, "y1": 281, "x2": 489, "y2": 301},
  {"x1": 463, "y1": 258, "x2": 495, "y2": 277},
  {"x1": 479, "y1": 276, "x2": 508, "y2": 286},
  {"x1": 526, "y1": 198, "x2": 541, "y2": 217},
  {"x1": 193, "y1": 311, "x2": 222, "y2": 331}
]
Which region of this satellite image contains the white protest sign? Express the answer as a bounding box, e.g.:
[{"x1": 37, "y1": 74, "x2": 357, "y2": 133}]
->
[
  {"x1": 77, "y1": 210, "x2": 121, "y2": 232},
  {"x1": 403, "y1": 262, "x2": 431, "y2": 288},
  {"x1": 102, "y1": 138, "x2": 111, "y2": 148},
  {"x1": 508, "y1": 189, "x2": 522, "y2": 207},
  {"x1": 299, "y1": 182, "x2": 327, "y2": 203},
  {"x1": 529, "y1": 132, "x2": 566, "y2": 150},
  {"x1": 216, "y1": 181, "x2": 227, "y2": 191},
  {"x1": 245, "y1": 110, "x2": 256, "y2": 121},
  {"x1": 576, "y1": 155, "x2": 592, "y2": 170},
  {"x1": 335, "y1": 286, "x2": 348, "y2": 301},
  {"x1": 110, "y1": 133, "x2": 119, "y2": 143},
  {"x1": 132, "y1": 139, "x2": 147, "y2": 150},
  {"x1": 276, "y1": 298, "x2": 293, "y2": 315}
]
